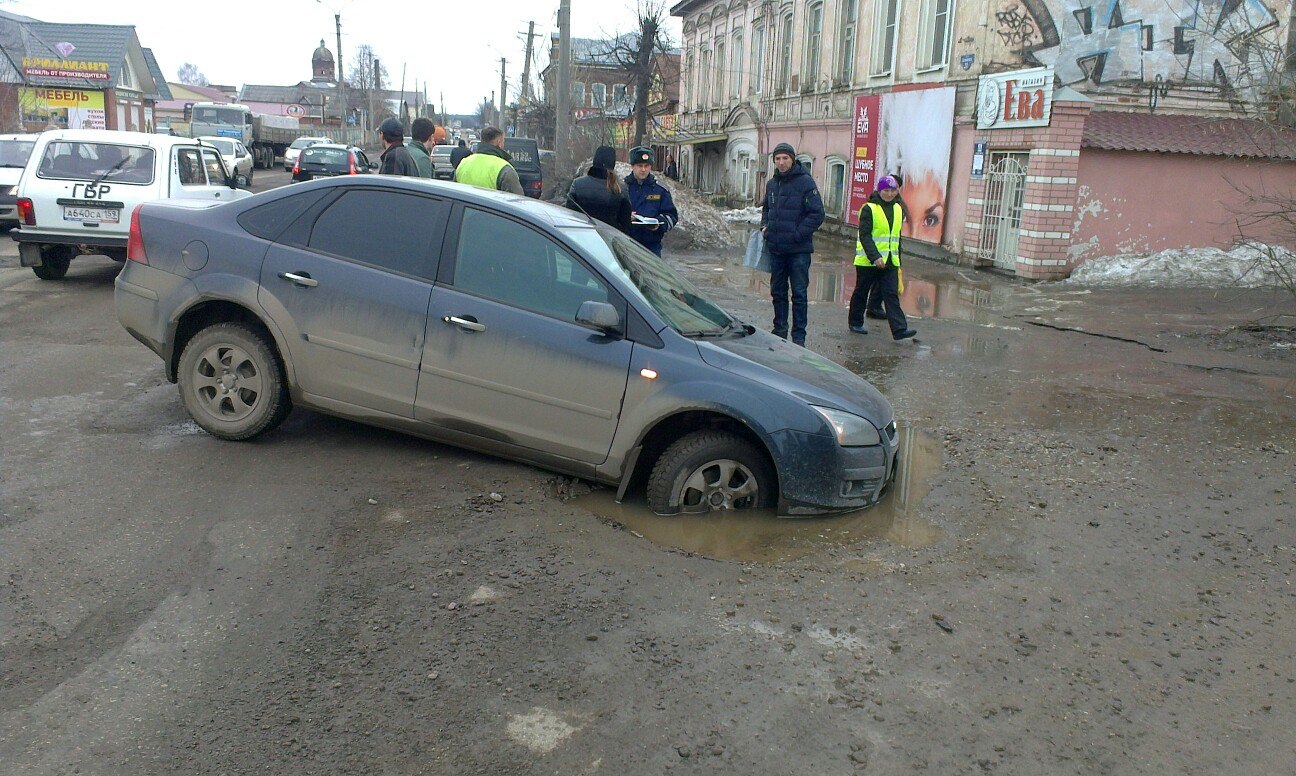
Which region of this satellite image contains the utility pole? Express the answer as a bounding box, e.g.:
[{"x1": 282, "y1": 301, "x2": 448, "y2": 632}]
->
[
  {"x1": 333, "y1": 13, "x2": 344, "y2": 128},
  {"x1": 372, "y1": 56, "x2": 381, "y2": 126},
  {"x1": 518, "y1": 20, "x2": 537, "y2": 137},
  {"x1": 399, "y1": 62, "x2": 407, "y2": 124},
  {"x1": 556, "y1": 0, "x2": 571, "y2": 168},
  {"x1": 440, "y1": 92, "x2": 446, "y2": 128},
  {"x1": 499, "y1": 58, "x2": 507, "y2": 132}
]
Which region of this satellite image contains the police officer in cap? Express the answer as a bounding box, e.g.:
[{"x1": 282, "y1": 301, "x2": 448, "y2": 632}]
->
[{"x1": 623, "y1": 146, "x2": 679, "y2": 257}]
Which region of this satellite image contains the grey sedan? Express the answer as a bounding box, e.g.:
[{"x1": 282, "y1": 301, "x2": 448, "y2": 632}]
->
[{"x1": 115, "y1": 177, "x2": 899, "y2": 515}]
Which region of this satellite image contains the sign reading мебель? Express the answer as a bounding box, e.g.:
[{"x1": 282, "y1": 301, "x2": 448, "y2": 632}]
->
[
  {"x1": 976, "y1": 67, "x2": 1055, "y2": 130},
  {"x1": 20, "y1": 87, "x2": 107, "y2": 130},
  {"x1": 21, "y1": 56, "x2": 112, "y2": 81}
]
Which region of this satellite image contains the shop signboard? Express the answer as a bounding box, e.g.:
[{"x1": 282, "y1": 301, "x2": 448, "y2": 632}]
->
[
  {"x1": 21, "y1": 56, "x2": 112, "y2": 81},
  {"x1": 976, "y1": 67, "x2": 1054, "y2": 130},
  {"x1": 19, "y1": 87, "x2": 107, "y2": 130},
  {"x1": 845, "y1": 94, "x2": 880, "y2": 226}
]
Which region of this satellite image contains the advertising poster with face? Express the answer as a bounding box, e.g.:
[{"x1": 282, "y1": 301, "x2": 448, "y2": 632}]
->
[{"x1": 876, "y1": 86, "x2": 956, "y2": 244}]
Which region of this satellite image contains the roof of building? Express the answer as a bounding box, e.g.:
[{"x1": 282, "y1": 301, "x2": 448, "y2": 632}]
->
[
  {"x1": 16, "y1": 21, "x2": 135, "y2": 88},
  {"x1": 141, "y1": 48, "x2": 172, "y2": 101},
  {"x1": 240, "y1": 81, "x2": 423, "y2": 106},
  {"x1": 1082, "y1": 111, "x2": 1296, "y2": 160}
]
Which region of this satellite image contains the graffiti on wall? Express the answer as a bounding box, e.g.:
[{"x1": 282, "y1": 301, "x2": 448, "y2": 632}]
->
[{"x1": 1002, "y1": 0, "x2": 1279, "y2": 94}]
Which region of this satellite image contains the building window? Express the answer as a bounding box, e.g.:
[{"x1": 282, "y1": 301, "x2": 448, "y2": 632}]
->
[
  {"x1": 572, "y1": 82, "x2": 586, "y2": 106},
  {"x1": 700, "y1": 48, "x2": 712, "y2": 107},
  {"x1": 751, "y1": 24, "x2": 765, "y2": 94},
  {"x1": 592, "y1": 82, "x2": 607, "y2": 108},
  {"x1": 777, "y1": 12, "x2": 793, "y2": 94},
  {"x1": 826, "y1": 159, "x2": 847, "y2": 215},
  {"x1": 731, "y1": 31, "x2": 744, "y2": 97},
  {"x1": 714, "y1": 41, "x2": 726, "y2": 105},
  {"x1": 837, "y1": 0, "x2": 858, "y2": 84},
  {"x1": 917, "y1": 0, "x2": 954, "y2": 70},
  {"x1": 796, "y1": 153, "x2": 813, "y2": 174},
  {"x1": 870, "y1": 0, "x2": 900, "y2": 76},
  {"x1": 613, "y1": 83, "x2": 628, "y2": 106},
  {"x1": 682, "y1": 54, "x2": 693, "y2": 109},
  {"x1": 803, "y1": 2, "x2": 823, "y2": 89}
]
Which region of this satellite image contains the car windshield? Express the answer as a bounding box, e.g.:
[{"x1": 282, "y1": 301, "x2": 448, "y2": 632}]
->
[
  {"x1": 431, "y1": 146, "x2": 453, "y2": 157},
  {"x1": 301, "y1": 147, "x2": 348, "y2": 166},
  {"x1": 0, "y1": 139, "x2": 35, "y2": 168},
  {"x1": 192, "y1": 107, "x2": 245, "y2": 126},
  {"x1": 562, "y1": 225, "x2": 735, "y2": 336},
  {"x1": 204, "y1": 138, "x2": 235, "y2": 155},
  {"x1": 36, "y1": 141, "x2": 156, "y2": 184},
  {"x1": 289, "y1": 138, "x2": 319, "y2": 150}
]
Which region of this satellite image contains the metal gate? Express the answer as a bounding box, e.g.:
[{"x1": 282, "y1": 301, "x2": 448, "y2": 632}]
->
[{"x1": 979, "y1": 154, "x2": 1029, "y2": 270}]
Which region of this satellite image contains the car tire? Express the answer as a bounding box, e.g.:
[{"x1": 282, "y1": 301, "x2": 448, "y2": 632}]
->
[
  {"x1": 31, "y1": 246, "x2": 73, "y2": 280},
  {"x1": 245, "y1": 166, "x2": 254, "y2": 186},
  {"x1": 178, "y1": 323, "x2": 291, "y2": 441},
  {"x1": 646, "y1": 430, "x2": 776, "y2": 515}
]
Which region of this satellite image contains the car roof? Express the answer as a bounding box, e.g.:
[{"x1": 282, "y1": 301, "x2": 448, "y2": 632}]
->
[
  {"x1": 286, "y1": 175, "x2": 593, "y2": 228},
  {"x1": 195, "y1": 135, "x2": 238, "y2": 144},
  {"x1": 303, "y1": 143, "x2": 353, "y2": 150},
  {"x1": 30, "y1": 128, "x2": 203, "y2": 149},
  {"x1": 0, "y1": 133, "x2": 39, "y2": 141}
]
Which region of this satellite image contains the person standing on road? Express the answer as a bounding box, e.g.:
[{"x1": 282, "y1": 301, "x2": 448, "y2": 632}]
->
[
  {"x1": 623, "y1": 146, "x2": 678, "y2": 256},
  {"x1": 760, "y1": 142, "x2": 824, "y2": 347},
  {"x1": 848, "y1": 175, "x2": 917, "y2": 341},
  {"x1": 453, "y1": 127, "x2": 523, "y2": 194},
  {"x1": 450, "y1": 138, "x2": 470, "y2": 171},
  {"x1": 408, "y1": 118, "x2": 436, "y2": 178},
  {"x1": 376, "y1": 118, "x2": 419, "y2": 177},
  {"x1": 566, "y1": 145, "x2": 631, "y2": 233},
  {"x1": 857, "y1": 172, "x2": 910, "y2": 321}
]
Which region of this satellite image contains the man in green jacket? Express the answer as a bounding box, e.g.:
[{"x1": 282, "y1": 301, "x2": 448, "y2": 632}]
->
[
  {"x1": 407, "y1": 118, "x2": 435, "y2": 178},
  {"x1": 453, "y1": 126, "x2": 523, "y2": 194}
]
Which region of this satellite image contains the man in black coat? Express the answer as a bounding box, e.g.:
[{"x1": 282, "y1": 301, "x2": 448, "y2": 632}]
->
[
  {"x1": 376, "y1": 118, "x2": 418, "y2": 177},
  {"x1": 565, "y1": 145, "x2": 631, "y2": 233},
  {"x1": 760, "y1": 142, "x2": 825, "y2": 346}
]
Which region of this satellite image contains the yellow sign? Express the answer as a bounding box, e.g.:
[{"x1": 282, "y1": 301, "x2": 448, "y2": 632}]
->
[
  {"x1": 21, "y1": 56, "x2": 111, "y2": 81},
  {"x1": 19, "y1": 87, "x2": 107, "y2": 130}
]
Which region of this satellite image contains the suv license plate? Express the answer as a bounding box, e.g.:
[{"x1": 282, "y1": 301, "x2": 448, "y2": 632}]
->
[{"x1": 63, "y1": 206, "x2": 121, "y2": 224}]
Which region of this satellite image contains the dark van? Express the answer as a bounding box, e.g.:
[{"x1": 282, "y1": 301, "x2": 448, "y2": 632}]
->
[{"x1": 503, "y1": 136, "x2": 542, "y2": 198}]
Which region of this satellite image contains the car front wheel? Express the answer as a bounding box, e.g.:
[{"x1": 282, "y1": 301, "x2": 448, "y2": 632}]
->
[
  {"x1": 646, "y1": 430, "x2": 776, "y2": 515},
  {"x1": 177, "y1": 323, "x2": 291, "y2": 440}
]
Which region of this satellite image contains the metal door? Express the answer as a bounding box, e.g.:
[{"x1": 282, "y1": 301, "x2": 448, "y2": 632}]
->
[{"x1": 979, "y1": 153, "x2": 1028, "y2": 270}]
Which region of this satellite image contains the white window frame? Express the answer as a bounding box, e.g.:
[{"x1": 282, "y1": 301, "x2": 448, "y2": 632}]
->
[
  {"x1": 916, "y1": 0, "x2": 955, "y2": 71},
  {"x1": 837, "y1": 0, "x2": 859, "y2": 84},
  {"x1": 731, "y1": 30, "x2": 744, "y2": 98},
  {"x1": 573, "y1": 81, "x2": 586, "y2": 106},
  {"x1": 700, "y1": 48, "x2": 712, "y2": 108},
  {"x1": 714, "y1": 40, "x2": 726, "y2": 106},
  {"x1": 803, "y1": 2, "x2": 824, "y2": 89},
  {"x1": 591, "y1": 82, "x2": 607, "y2": 108},
  {"x1": 870, "y1": 0, "x2": 901, "y2": 77},
  {"x1": 777, "y1": 11, "x2": 794, "y2": 94},
  {"x1": 825, "y1": 156, "x2": 848, "y2": 214},
  {"x1": 796, "y1": 153, "x2": 814, "y2": 175},
  {"x1": 751, "y1": 23, "x2": 766, "y2": 94}
]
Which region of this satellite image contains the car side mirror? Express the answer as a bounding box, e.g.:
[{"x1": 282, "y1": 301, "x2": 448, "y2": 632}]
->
[
  {"x1": 369, "y1": 162, "x2": 379, "y2": 171},
  {"x1": 233, "y1": 174, "x2": 249, "y2": 188},
  {"x1": 576, "y1": 301, "x2": 621, "y2": 334}
]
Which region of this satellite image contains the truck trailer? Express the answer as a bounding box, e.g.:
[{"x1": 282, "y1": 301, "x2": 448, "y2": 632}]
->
[{"x1": 185, "y1": 103, "x2": 301, "y2": 170}]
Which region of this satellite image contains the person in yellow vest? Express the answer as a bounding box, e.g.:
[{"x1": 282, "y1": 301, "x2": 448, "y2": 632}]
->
[
  {"x1": 848, "y1": 175, "x2": 917, "y2": 341},
  {"x1": 453, "y1": 126, "x2": 524, "y2": 194}
]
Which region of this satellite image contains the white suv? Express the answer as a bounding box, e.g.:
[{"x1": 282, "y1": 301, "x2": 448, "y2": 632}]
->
[{"x1": 13, "y1": 129, "x2": 251, "y2": 280}]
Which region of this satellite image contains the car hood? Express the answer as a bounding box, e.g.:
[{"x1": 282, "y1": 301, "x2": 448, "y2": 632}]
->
[
  {"x1": 0, "y1": 169, "x2": 22, "y2": 187},
  {"x1": 696, "y1": 329, "x2": 893, "y2": 427}
]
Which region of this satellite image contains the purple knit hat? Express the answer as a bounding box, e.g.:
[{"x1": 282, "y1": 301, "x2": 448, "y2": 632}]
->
[{"x1": 875, "y1": 175, "x2": 899, "y2": 192}]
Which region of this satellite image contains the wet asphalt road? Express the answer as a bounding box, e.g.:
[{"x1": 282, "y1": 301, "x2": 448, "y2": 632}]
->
[{"x1": 2, "y1": 176, "x2": 1296, "y2": 774}]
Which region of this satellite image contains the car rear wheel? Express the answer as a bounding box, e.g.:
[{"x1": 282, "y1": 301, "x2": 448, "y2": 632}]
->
[
  {"x1": 646, "y1": 430, "x2": 776, "y2": 515},
  {"x1": 31, "y1": 246, "x2": 73, "y2": 280},
  {"x1": 178, "y1": 323, "x2": 291, "y2": 441}
]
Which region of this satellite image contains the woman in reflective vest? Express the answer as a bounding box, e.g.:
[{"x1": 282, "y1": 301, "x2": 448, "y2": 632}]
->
[{"x1": 847, "y1": 175, "x2": 917, "y2": 341}]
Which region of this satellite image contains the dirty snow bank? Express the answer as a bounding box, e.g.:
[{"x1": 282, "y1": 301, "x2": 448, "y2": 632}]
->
[
  {"x1": 721, "y1": 206, "x2": 762, "y2": 225},
  {"x1": 1067, "y1": 243, "x2": 1296, "y2": 288}
]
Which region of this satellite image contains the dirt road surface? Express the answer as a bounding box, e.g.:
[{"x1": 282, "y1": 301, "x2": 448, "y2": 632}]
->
[{"x1": 2, "y1": 195, "x2": 1294, "y2": 774}]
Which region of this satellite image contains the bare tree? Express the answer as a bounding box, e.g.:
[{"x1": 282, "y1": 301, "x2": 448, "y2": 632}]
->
[
  {"x1": 475, "y1": 98, "x2": 496, "y2": 128},
  {"x1": 596, "y1": 0, "x2": 673, "y2": 148},
  {"x1": 349, "y1": 45, "x2": 391, "y2": 123},
  {"x1": 176, "y1": 63, "x2": 209, "y2": 86}
]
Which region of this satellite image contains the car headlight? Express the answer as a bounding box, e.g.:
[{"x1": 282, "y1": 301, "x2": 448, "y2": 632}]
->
[{"x1": 810, "y1": 406, "x2": 881, "y2": 447}]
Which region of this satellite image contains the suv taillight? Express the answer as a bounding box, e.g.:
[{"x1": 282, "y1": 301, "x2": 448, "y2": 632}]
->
[
  {"x1": 16, "y1": 197, "x2": 35, "y2": 226},
  {"x1": 127, "y1": 205, "x2": 148, "y2": 264}
]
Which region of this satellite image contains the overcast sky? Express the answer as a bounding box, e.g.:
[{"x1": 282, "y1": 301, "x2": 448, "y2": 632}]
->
[{"x1": 9, "y1": 0, "x2": 680, "y2": 114}]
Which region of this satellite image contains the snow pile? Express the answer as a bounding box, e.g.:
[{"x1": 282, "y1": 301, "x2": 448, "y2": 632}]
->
[
  {"x1": 722, "y1": 206, "x2": 762, "y2": 224},
  {"x1": 1067, "y1": 242, "x2": 1296, "y2": 288}
]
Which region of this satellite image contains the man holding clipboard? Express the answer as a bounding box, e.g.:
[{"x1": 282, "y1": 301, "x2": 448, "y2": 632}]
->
[{"x1": 624, "y1": 146, "x2": 679, "y2": 257}]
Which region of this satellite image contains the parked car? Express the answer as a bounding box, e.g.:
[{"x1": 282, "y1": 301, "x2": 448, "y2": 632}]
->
[
  {"x1": 197, "y1": 135, "x2": 254, "y2": 187},
  {"x1": 291, "y1": 144, "x2": 375, "y2": 182},
  {"x1": 13, "y1": 129, "x2": 251, "y2": 280},
  {"x1": 0, "y1": 133, "x2": 38, "y2": 228},
  {"x1": 283, "y1": 136, "x2": 331, "y2": 171},
  {"x1": 504, "y1": 136, "x2": 543, "y2": 198},
  {"x1": 114, "y1": 177, "x2": 899, "y2": 515},
  {"x1": 430, "y1": 144, "x2": 455, "y2": 180}
]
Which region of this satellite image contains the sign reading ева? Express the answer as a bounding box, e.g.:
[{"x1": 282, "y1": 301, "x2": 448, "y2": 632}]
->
[{"x1": 976, "y1": 67, "x2": 1054, "y2": 130}]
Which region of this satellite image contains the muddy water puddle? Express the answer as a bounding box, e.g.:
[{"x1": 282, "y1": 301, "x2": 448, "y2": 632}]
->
[{"x1": 574, "y1": 427, "x2": 944, "y2": 563}]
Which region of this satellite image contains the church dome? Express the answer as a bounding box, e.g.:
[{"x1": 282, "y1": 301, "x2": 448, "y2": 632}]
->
[
  {"x1": 312, "y1": 39, "x2": 335, "y2": 82},
  {"x1": 313, "y1": 39, "x2": 334, "y2": 64}
]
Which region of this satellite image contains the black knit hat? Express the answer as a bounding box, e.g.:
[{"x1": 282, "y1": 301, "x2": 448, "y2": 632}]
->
[
  {"x1": 771, "y1": 142, "x2": 796, "y2": 159},
  {"x1": 592, "y1": 146, "x2": 617, "y2": 170}
]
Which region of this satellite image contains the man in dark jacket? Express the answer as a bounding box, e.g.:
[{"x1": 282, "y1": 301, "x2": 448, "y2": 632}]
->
[
  {"x1": 848, "y1": 175, "x2": 917, "y2": 341},
  {"x1": 377, "y1": 118, "x2": 419, "y2": 177},
  {"x1": 407, "y1": 118, "x2": 435, "y2": 178},
  {"x1": 760, "y1": 142, "x2": 825, "y2": 346},
  {"x1": 453, "y1": 127, "x2": 523, "y2": 194},
  {"x1": 623, "y1": 146, "x2": 679, "y2": 256},
  {"x1": 565, "y1": 145, "x2": 631, "y2": 233},
  {"x1": 450, "y1": 138, "x2": 470, "y2": 170}
]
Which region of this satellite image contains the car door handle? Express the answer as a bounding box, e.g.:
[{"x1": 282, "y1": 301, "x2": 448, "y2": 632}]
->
[
  {"x1": 279, "y1": 271, "x2": 318, "y2": 288},
  {"x1": 443, "y1": 315, "x2": 486, "y2": 332}
]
